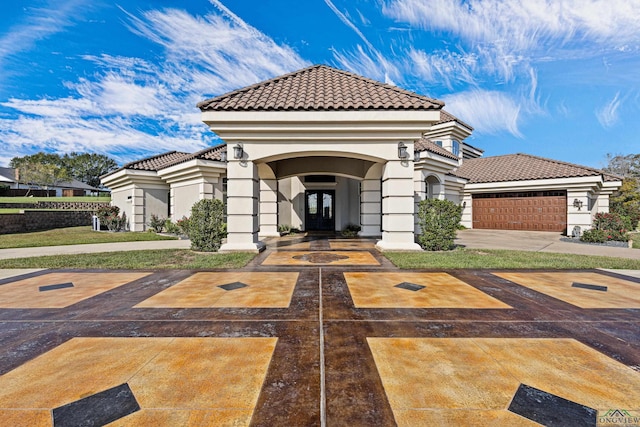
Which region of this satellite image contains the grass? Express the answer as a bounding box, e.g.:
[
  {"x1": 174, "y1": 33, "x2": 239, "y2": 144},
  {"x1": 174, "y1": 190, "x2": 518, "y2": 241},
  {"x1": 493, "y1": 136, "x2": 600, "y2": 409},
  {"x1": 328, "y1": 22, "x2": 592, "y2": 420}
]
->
[
  {"x1": 0, "y1": 226, "x2": 177, "y2": 249},
  {"x1": 0, "y1": 209, "x2": 21, "y2": 214},
  {"x1": 385, "y1": 248, "x2": 640, "y2": 270},
  {"x1": 0, "y1": 196, "x2": 110, "y2": 203},
  {"x1": 0, "y1": 250, "x2": 255, "y2": 269}
]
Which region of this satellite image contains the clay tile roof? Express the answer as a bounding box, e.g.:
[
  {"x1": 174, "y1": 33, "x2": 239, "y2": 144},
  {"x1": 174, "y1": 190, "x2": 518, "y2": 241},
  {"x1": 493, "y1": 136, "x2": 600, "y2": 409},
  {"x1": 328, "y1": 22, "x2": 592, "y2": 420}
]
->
[
  {"x1": 414, "y1": 137, "x2": 459, "y2": 160},
  {"x1": 120, "y1": 151, "x2": 191, "y2": 172},
  {"x1": 435, "y1": 110, "x2": 474, "y2": 130},
  {"x1": 455, "y1": 153, "x2": 622, "y2": 183},
  {"x1": 158, "y1": 144, "x2": 227, "y2": 169},
  {"x1": 198, "y1": 64, "x2": 444, "y2": 112}
]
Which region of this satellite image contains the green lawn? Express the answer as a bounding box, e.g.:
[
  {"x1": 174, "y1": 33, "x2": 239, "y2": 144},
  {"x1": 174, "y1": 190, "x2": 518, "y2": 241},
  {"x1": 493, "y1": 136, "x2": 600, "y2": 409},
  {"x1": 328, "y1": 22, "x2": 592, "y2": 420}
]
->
[
  {"x1": 385, "y1": 248, "x2": 640, "y2": 270},
  {"x1": 0, "y1": 226, "x2": 177, "y2": 249},
  {"x1": 0, "y1": 196, "x2": 110, "y2": 203},
  {"x1": 0, "y1": 250, "x2": 254, "y2": 269}
]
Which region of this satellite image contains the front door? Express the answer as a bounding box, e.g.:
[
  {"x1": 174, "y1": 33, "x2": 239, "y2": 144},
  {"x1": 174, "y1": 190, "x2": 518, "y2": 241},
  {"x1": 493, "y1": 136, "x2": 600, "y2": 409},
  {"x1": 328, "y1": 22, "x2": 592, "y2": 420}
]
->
[{"x1": 305, "y1": 190, "x2": 335, "y2": 231}]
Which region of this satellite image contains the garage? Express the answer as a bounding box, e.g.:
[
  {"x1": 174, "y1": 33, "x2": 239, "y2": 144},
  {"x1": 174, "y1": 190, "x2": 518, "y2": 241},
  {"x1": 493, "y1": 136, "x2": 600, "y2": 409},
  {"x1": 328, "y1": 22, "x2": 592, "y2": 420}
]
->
[{"x1": 472, "y1": 191, "x2": 567, "y2": 232}]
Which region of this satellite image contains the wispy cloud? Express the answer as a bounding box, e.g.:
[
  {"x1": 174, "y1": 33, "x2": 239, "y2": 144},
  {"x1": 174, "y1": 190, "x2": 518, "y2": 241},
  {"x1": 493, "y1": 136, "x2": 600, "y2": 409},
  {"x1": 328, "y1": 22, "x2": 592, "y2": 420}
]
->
[
  {"x1": 383, "y1": 0, "x2": 640, "y2": 82},
  {"x1": 0, "y1": 0, "x2": 87, "y2": 71},
  {"x1": 596, "y1": 92, "x2": 623, "y2": 128},
  {"x1": 324, "y1": 0, "x2": 399, "y2": 84},
  {"x1": 0, "y1": 3, "x2": 309, "y2": 165},
  {"x1": 444, "y1": 90, "x2": 522, "y2": 137}
]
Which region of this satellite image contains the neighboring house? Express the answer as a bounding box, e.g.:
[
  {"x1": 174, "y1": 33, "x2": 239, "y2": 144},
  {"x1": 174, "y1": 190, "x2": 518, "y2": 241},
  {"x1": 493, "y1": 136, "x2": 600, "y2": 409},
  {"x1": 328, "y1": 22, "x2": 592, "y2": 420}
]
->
[
  {"x1": 0, "y1": 167, "x2": 101, "y2": 196},
  {"x1": 102, "y1": 65, "x2": 622, "y2": 251}
]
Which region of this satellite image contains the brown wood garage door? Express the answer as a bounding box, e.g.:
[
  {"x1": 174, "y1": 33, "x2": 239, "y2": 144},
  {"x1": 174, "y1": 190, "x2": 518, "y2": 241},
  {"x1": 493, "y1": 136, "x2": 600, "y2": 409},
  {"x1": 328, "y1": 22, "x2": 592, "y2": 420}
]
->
[{"x1": 472, "y1": 191, "x2": 567, "y2": 232}]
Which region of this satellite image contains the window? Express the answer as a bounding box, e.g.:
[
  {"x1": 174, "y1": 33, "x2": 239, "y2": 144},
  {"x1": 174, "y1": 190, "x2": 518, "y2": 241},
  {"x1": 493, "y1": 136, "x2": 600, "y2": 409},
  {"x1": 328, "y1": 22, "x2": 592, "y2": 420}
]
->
[
  {"x1": 451, "y1": 140, "x2": 460, "y2": 156},
  {"x1": 434, "y1": 140, "x2": 443, "y2": 147}
]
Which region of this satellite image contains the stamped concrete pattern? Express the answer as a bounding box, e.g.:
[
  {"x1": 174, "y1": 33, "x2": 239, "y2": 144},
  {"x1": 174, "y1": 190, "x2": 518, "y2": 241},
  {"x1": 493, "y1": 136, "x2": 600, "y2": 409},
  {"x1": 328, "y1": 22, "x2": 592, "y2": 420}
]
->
[{"x1": 0, "y1": 236, "x2": 639, "y2": 426}]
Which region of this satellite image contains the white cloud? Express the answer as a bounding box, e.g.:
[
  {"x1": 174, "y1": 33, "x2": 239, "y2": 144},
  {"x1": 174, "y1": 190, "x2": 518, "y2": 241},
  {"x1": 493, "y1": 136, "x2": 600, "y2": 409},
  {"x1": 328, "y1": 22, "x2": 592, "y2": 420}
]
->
[
  {"x1": 444, "y1": 90, "x2": 522, "y2": 137},
  {"x1": 324, "y1": 0, "x2": 399, "y2": 84},
  {"x1": 383, "y1": 0, "x2": 640, "y2": 81},
  {"x1": 408, "y1": 49, "x2": 477, "y2": 89},
  {"x1": 596, "y1": 92, "x2": 622, "y2": 128},
  {"x1": 0, "y1": 3, "x2": 309, "y2": 165},
  {"x1": 0, "y1": 0, "x2": 87, "y2": 69}
]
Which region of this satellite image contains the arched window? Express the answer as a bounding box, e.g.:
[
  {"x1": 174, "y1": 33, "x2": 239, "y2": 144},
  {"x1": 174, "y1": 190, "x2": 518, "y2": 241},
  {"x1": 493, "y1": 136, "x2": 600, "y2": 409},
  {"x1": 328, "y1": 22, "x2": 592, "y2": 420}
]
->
[{"x1": 425, "y1": 175, "x2": 441, "y2": 199}]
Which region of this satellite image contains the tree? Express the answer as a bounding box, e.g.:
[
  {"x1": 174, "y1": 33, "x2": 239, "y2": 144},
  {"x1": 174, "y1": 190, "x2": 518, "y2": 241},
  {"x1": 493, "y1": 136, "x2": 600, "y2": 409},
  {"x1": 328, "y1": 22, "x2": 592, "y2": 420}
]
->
[
  {"x1": 603, "y1": 153, "x2": 640, "y2": 178},
  {"x1": 61, "y1": 152, "x2": 118, "y2": 188},
  {"x1": 10, "y1": 151, "x2": 118, "y2": 188},
  {"x1": 604, "y1": 153, "x2": 640, "y2": 231},
  {"x1": 11, "y1": 159, "x2": 70, "y2": 196}
]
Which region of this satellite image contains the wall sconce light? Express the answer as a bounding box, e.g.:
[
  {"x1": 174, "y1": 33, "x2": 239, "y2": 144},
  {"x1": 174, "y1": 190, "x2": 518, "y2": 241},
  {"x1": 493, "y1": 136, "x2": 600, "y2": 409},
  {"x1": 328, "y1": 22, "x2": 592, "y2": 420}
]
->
[
  {"x1": 233, "y1": 143, "x2": 244, "y2": 159},
  {"x1": 573, "y1": 199, "x2": 583, "y2": 210},
  {"x1": 462, "y1": 201, "x2": 466, "y2": 208},
  {"x1": 398, "y1": 142, "x2": 409, "y2": 159},
  {"x1": 220, "y1": 150, "x2": 227, "y2": 162},
  {"x1": 414, "y1": 150, "x2": 421, "y2": 162}
]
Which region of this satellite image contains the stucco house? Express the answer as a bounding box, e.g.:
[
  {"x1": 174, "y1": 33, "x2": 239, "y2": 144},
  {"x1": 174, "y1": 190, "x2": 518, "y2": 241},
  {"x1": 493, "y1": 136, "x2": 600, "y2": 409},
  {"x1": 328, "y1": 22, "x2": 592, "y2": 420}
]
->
[
  {"x1": 0, "y1": 167, "x2": 101, "y2": 196},
  {"x1": 102, "y1": 65, "x2": 622, "y2": 251}
]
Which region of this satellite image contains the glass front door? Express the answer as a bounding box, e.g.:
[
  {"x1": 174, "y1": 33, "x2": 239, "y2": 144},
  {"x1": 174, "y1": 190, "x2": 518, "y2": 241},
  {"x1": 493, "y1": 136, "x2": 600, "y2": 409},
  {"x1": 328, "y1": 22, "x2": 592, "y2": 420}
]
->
[{"x1": 305, "y1": 190, "x2": 335, "y2": 231}]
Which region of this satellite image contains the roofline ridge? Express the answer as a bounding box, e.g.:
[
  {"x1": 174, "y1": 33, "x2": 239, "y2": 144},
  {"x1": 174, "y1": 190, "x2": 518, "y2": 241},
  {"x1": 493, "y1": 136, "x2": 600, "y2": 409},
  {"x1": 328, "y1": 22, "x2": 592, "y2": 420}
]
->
[
  {"x1": 320, "y1": 65, "x2": 445, "y2": 107},
  {"x1": 197, "y1": 64, "x2": 444, "y2": 110},
  {"x1": 159, "y1": 143, "x2": 227, "y2": 170},
  {"x1": 197, "y1": 64, "x2": 319, "y2": 109},
  {"x1": 121, "y1": 150, "x2": 186, "y2": 169},
  {"x1": 517, "y1": 153, "x2": 610, "y2": 175}
]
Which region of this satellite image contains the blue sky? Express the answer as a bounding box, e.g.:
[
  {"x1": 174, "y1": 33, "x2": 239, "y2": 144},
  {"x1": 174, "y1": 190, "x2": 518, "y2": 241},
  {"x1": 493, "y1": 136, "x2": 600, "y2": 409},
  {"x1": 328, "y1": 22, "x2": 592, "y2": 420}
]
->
[{"x1": 1, "y1": 0, "x2": 639, "y2": 168}]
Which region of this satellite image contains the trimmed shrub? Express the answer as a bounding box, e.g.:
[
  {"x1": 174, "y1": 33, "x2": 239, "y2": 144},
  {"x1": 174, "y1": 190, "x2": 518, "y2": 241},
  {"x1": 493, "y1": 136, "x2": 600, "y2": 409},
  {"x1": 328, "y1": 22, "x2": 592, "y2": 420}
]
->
[
  {"x1": 148, "y1": 214, "x2": 165, "y2": 233},
  {"x1": 580, "y1": 228, "x2": 607, "y2": 243},
  {"x1": 95, "y1": 205, "x2": 126, "y2": 232},
  {"x1": 341, "y1": 224, "x2": 361, "y2": 237},
  {"x1": 189, "y1": 199, "x2": 226, "y2": 252},
  {"x1": 176, "y1": 216, "x2": 191, "y2": 237},
  {"x1": 582, "y1": 212, "x2": 629, "y2": 242},
  {"x1": 417, "y1": 199, "x2": 462, "y2": 251},
  {"x1": 164, "y1": 219, "x2": 180, "y2": 234}
]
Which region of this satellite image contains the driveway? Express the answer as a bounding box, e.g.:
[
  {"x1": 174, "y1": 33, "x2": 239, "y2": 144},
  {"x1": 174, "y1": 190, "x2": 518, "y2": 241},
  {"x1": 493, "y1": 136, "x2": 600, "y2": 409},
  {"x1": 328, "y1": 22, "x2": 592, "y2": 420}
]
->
[
  {"x1": 455, "y1": 229, "x2": 640, "y2": 260},
  {"x1": 0, "y1": 237, "x2": 638, "y2": 426}
]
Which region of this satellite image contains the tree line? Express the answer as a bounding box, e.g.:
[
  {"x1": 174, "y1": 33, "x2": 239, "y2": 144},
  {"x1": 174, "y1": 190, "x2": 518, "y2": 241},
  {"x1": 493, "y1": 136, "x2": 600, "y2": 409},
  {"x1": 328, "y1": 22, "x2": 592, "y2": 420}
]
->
[{"x1": 9, "y1": 152, "x2": 118, "y2": 191}]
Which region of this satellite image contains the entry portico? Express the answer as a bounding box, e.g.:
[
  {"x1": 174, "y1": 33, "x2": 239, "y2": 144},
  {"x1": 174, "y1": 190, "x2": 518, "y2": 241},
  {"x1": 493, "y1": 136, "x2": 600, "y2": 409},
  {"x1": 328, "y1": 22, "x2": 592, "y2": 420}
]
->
[{"x1": 198, "y1": 65, "x2": 444, "y2": 252}]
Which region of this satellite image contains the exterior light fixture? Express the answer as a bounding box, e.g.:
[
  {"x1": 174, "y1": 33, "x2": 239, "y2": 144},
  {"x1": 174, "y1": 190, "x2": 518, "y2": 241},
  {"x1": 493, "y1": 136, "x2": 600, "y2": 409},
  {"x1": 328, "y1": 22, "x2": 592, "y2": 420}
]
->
[
  {"x1": 220, "y1": 150, "x2": 227, "y2": 163},
  {"x1": 414, "y1": 150, "x2": 421, "y2": 162},
  {"x1": 573, "y1": 199, "x2": 583, "y2": 210},
  {"x1": 233, "y1": 143, "x2": 244, "y2": 159},
  {"x1": 397, "y1": 142, "x2": 409, "y2": 159}
]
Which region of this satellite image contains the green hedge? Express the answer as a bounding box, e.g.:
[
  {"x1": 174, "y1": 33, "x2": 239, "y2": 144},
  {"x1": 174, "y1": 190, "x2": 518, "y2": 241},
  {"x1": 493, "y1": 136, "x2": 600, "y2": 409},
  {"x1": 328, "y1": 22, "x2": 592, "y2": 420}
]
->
[{"x1": 417, "y1": 199, "x2": 462, "y2": 251}]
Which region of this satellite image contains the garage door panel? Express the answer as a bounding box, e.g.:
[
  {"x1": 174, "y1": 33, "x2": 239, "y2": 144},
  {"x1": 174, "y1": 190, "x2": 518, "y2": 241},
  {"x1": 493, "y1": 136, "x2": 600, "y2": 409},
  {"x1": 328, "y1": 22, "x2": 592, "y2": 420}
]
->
[{"x1": 472, "y1": 193, "x2": 566, "y2": 232}]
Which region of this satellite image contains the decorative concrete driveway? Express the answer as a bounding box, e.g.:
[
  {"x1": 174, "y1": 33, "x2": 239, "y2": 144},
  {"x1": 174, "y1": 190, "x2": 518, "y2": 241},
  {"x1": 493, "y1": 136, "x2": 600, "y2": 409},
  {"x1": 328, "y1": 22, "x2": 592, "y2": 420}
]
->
[{"x1": 0, "y1": 238, "x2": 639, "y2": 426}]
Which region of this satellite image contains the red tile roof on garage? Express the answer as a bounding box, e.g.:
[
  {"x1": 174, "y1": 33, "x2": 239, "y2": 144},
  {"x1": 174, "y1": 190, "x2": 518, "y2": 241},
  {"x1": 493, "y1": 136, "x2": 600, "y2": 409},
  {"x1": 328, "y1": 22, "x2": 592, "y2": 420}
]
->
[
  {"x1": 414, "y1": 137, "x2": 459, "y2": 160},
  {"x1": 455, "y1": 153, "x2": 622, "y2": 183},
  {"x1": 197, "y1": 64, "x2": 444, "y2": 112}
]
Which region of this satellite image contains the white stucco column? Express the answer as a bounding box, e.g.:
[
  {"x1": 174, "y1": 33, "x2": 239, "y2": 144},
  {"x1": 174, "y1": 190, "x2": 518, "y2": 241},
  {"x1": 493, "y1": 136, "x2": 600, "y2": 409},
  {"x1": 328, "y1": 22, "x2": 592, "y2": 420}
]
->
[
  {"x1": 219, "y1": 160, "x2": 264, "y2": 252},
  {"x1": 566, "y1": 191, "x2": 592, "y2": 236},
  {"x1": 360, "y1": 178, "x2": 381, "y2": 236},
  {"x1": 259, "y1": 178, "x2": 279, "y2": 237},
  {"x1": 131, "y1": 187, "x2": 145, "y2": 231},
  {"x1": 376, "y1": 160, "x2": 422, "y2": 251}
]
